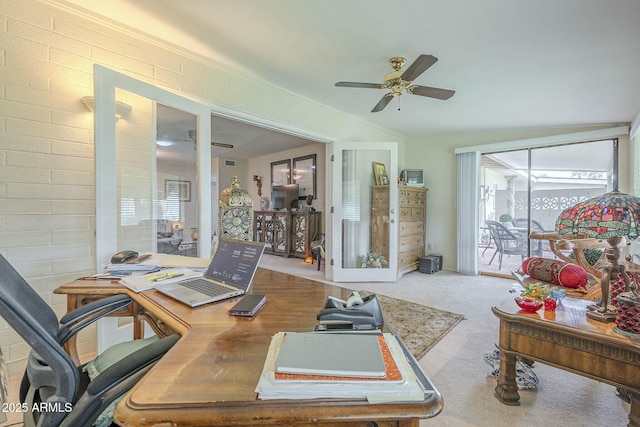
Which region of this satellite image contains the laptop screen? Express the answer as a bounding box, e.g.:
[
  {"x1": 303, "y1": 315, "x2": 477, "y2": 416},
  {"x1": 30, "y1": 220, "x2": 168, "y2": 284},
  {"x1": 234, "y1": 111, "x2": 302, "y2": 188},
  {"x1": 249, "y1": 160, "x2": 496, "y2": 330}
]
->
[{"x1": 204, "y1": 239, "x2": 265, "y2": 290}]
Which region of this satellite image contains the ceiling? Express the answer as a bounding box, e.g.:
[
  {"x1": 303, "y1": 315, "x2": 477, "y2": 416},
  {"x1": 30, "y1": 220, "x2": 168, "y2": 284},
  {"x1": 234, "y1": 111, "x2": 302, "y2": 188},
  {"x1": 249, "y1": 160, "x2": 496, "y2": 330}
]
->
[
  {"x1": 156, "y1": 104, "x2": 317, "y2": 160},
  {"x1": 61, "y1": 0, "x2": 640, "y2": 140}
]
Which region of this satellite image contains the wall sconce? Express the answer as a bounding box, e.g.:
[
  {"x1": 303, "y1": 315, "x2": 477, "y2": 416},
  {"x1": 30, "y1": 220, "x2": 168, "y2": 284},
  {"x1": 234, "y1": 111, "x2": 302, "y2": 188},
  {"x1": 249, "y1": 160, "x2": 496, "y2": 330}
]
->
[
  {"x1": 253, "y1": 175, "x2": 262, "y2": 196},
  {"x1": 81, "y1": 96, "x2": 132, "y2": 119}
]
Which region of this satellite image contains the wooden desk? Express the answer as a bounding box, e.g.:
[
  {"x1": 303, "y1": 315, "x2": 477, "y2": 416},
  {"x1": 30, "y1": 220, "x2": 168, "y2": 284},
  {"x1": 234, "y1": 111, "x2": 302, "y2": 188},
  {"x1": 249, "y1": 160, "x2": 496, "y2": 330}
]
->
[
  {"x1": 492, "y1": 297, "x2": 640, "y2": 426},
  {"x1": 56, "y1": 268, "x2": 442, "y2": 427}
]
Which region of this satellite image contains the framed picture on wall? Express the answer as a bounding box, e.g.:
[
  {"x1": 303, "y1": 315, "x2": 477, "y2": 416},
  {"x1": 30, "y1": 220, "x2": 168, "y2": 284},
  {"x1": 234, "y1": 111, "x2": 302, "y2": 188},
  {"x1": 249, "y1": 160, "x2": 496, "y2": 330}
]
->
[
  {"x1": 293, "y1": 154, "x2": 316, "y2": 198},
  {"x1": 165, "y1": 179, "x2": 191, "y2": 202},
  {"x1": 372, "y1": 162, "x2": 387, "y2": 185},
  {"x1": 271, "y1": 159, "x2": 291, "y2": 187}
]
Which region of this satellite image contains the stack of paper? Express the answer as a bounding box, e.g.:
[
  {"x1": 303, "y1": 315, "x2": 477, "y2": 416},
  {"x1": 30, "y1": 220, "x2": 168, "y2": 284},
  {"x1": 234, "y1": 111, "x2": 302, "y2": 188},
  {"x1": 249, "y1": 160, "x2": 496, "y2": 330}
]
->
[
  {"x1": 120, "y1": 268, "x2": 201, "y2": 292},
  {"x1": 105, "y1": 263, "x2": 160, "y2": 276},
  {"x1": 255, "y1": 332, "x2": 429, "y2": 403}
]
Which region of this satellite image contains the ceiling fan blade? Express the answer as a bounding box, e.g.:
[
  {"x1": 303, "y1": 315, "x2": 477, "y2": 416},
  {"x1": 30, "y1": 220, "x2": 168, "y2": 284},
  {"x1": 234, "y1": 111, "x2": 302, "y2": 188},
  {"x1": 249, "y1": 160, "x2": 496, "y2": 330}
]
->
[
  {"x1": 212, "y1": 141, "x2": 234, "y2": 148},
  {"x1": 335, "y1": 81, "x2": 385, "y2": 89},
  {"x1": 400, "y1": 54, "x2": 438, "y2": 82},
  {"x1": 407, "y1": 85, "x2": 455, "y2": 100},
  {"x1": 371, "y1": 94, "x2": 394, "y2": 112}
]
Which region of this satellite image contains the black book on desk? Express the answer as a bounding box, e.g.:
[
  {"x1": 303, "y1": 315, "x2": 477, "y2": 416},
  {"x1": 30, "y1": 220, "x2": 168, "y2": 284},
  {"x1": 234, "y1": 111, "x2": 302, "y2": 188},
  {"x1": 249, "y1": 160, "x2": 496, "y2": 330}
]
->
[{"x1": 274, "y1": 332, "x2": 386, "y2": 378}]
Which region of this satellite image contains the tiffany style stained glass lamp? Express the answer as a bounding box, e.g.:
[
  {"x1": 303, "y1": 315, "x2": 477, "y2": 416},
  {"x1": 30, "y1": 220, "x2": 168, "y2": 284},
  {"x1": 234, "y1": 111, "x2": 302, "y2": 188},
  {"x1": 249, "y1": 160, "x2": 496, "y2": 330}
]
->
[{"x1": 555, "y1": 190, "x2": 640, "y2": 322}]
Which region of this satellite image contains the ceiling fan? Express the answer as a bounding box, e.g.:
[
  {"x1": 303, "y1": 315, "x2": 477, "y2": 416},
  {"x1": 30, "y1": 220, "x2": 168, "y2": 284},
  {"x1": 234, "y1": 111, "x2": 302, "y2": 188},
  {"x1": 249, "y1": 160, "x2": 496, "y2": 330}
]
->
[
  {"x1": 335, "y1": 54, "x2": 455, "y2": 112},
  {"x1": 187, "y1": 130, "x2": 234, "y2": 148}
]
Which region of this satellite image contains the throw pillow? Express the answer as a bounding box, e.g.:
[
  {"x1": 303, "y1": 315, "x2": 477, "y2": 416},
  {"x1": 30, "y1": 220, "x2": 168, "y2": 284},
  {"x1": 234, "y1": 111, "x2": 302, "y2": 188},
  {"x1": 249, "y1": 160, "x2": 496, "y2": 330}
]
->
[{"x1": 521, "y1": 257, "x2": 588, "y2": 291}]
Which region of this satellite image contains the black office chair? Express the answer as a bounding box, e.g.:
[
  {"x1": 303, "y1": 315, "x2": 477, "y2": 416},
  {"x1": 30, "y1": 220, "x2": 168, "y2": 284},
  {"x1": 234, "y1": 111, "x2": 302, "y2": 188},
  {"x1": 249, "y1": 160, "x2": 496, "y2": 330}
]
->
[
  {"x1": 310, "y1": 232, "x2": 325, "y2": 271},
  {"x1": 0, "y1": 254, "x2": 179, "y2": 427}
]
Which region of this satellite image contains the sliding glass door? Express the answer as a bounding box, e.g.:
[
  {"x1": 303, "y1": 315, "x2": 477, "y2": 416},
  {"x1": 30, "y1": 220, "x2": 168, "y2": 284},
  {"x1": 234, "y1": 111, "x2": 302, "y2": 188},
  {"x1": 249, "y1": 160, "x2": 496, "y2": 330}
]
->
[{"x1": 479, "y1": 139, "x2": 614, "y2": 276}]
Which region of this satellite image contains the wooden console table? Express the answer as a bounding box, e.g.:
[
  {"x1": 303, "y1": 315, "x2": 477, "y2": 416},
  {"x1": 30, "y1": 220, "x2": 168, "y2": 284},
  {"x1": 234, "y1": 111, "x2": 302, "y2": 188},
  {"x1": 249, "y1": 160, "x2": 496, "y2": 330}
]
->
[
  {"x1": 493, "y1": 297, "x2": 640, "y2": 426},
  {"x1": 55, "y1": 268, "x2": 442, "y2": 426},
  {"x1": 253, "y1": 210, "x2": 321, "y2": 259}
]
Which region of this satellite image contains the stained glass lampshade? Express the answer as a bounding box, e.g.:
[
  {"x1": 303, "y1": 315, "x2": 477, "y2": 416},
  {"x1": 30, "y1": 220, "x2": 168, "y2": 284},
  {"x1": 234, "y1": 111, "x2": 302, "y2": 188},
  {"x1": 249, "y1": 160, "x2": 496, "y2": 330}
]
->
[{"x1": 555, "y1": 190, "x2": 640, "y2": 322}]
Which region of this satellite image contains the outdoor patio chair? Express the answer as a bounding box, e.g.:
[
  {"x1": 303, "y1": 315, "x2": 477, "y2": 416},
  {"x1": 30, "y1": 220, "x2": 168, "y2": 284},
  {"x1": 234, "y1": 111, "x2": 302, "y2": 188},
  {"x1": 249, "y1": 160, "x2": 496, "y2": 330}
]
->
[
  {"x1": 512, "y1": 217, "x2": 552, "y2": 233},
  {"x1": 485, "y1": 219, "x2": 530, "y2": 269},
  {"x1": 511, "y1": 218, "x2": 546, "y2": 257},
  {"x1": 0, "y1": 253, "x2": 179, "y2": 427}
]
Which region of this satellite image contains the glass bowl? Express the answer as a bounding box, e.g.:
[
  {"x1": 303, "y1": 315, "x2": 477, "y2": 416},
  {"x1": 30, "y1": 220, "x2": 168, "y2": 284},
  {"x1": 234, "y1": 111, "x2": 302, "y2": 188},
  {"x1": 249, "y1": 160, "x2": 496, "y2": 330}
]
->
[{"x1": 515, "y1": 297, "x2": 544, "y2": 313}]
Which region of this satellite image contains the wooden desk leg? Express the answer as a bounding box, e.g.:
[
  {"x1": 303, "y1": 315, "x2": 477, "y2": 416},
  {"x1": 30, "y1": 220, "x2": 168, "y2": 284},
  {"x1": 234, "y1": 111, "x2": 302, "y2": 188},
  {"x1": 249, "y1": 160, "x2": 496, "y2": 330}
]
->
[
  {"x1": 494, "y1": 349, "x2": 520, "y2": 406},
  {"x1": 132, "y1": 301, "x2": 145, "y2": 340}
]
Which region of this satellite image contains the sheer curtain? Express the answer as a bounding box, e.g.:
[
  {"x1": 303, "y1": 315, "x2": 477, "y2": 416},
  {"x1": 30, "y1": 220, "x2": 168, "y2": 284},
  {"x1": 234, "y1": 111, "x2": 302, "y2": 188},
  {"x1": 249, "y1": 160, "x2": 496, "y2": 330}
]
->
[{"x1": 457, "y1": 151, "x2": 480, "y2": 275}]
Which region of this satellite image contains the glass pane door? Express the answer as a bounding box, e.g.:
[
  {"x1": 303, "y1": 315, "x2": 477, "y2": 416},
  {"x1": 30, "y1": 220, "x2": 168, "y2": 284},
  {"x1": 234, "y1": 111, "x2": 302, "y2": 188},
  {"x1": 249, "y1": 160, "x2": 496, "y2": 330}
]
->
[
  {"x1": 94, "y1": 65, "x2": 211, "y2": 352},
  {"x1": 479, "y1": 140, "x2": 614, "y2": 276},
  {"x1": 156, "y1": 104, "x2": 198, "y2": 257},
  {"x1": 479, "y1": 149, "x2": 529, "y2": 275},
  {"x1": 332, "y1": 142, "x2": 398, "y2": 282}
]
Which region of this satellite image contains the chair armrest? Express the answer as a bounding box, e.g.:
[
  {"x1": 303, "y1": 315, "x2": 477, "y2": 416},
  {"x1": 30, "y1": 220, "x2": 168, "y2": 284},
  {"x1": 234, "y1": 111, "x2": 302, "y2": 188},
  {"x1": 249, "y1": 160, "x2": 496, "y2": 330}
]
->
[
  {"x1": 63, "y1": 334, "x2": 180, "y2": 427},
  {"x1": 88, "y1": 334, "x2": 179, "y2": 395},
  {"x1": 57, "y1": 294, "x2": 132, "y2": 345}
]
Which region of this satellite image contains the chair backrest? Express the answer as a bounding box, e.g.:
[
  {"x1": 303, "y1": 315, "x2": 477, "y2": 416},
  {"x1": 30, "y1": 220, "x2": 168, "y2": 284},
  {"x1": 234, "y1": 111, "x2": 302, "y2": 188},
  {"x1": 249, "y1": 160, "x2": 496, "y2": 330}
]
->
[
  {"x1": 0, "y1": 254, "x2": 79, "y2": 425},
  {"x1": 313, "y1": 232, "x2": 325, "y2": 246},
  {"x1": 485, "y1": 220, "x2": 520, "y2": 250},
  {"x1": 513, "y1": 217, "x2": 547, "y2": 232}
]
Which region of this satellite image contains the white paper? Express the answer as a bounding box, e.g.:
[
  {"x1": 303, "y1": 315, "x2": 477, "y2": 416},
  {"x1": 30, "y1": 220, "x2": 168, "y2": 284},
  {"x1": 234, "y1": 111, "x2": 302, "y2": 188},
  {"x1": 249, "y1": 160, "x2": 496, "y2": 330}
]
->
[{"x1": 120, "y1": 268, "x2": 201, "y2": 292}]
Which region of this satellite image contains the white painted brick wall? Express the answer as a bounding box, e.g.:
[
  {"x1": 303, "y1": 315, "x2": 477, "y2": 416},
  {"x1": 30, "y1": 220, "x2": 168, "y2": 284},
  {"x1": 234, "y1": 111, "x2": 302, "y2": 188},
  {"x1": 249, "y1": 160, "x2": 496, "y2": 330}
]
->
[{"x1": 0, "y1": 0, "x2": 401, "y2": 375}]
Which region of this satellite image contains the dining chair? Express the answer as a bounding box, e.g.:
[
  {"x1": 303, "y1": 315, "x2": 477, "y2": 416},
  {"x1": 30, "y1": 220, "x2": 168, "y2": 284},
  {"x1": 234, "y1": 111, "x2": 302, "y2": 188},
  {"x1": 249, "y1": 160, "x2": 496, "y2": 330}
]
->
[{"x1": 310, "y1": 232, "x2": 326, "y2": 271}]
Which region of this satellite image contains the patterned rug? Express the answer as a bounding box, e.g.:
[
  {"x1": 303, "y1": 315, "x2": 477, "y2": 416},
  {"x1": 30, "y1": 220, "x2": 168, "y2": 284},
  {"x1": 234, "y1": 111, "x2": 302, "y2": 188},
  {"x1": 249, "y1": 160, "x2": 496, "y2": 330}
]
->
[
  {"x1": 361, "y1": 291, "x2": 465, "y2": 360},
  {"x1": 483, "y1": 348, "x2": 539, "y2": 390}
]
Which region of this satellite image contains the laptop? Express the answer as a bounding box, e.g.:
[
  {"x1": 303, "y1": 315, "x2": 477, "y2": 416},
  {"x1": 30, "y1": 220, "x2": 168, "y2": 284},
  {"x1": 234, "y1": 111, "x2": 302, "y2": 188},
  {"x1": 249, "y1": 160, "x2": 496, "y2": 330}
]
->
[{"x1": 154, "y1": 239, "x2": 265, "y2": 307}]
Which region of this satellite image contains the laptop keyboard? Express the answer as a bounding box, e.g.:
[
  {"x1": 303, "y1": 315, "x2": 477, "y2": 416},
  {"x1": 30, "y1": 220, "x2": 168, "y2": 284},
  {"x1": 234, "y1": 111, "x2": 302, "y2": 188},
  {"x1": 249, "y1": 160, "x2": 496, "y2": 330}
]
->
[{"x1": 178, "y1": 278, "x2": 233, "y2": 297}]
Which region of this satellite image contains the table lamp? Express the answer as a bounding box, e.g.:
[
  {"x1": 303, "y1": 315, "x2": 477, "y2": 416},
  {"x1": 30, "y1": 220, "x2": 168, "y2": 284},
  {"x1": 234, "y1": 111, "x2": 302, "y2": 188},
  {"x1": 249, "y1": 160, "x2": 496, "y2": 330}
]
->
[{"x1": 555, "y1": 189, "x2": 640, "y2": 322}]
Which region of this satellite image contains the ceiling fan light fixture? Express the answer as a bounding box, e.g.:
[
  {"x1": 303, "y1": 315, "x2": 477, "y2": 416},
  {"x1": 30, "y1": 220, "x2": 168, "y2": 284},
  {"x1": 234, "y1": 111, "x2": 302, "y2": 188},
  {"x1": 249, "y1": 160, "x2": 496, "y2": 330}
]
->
[{"x1": 335, "y1": 54, "x2": 454, "y2": 112}]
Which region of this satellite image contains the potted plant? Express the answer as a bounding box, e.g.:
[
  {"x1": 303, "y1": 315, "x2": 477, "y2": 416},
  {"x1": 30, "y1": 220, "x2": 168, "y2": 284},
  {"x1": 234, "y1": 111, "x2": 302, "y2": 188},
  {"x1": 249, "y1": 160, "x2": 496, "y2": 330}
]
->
[
  {"x1": 361, "y1": 250, "x2": 388, "y2": 268},
  {"x1": 499, "y1": 213, "x2": 513, "y2": 225}
]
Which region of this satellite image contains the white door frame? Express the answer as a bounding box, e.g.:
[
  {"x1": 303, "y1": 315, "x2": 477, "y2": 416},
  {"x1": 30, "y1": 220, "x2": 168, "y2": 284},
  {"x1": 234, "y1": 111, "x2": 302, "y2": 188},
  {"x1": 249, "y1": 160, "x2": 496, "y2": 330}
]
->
[{"x1": 331, "y1": 141, "x2": 399, "y2": 282}]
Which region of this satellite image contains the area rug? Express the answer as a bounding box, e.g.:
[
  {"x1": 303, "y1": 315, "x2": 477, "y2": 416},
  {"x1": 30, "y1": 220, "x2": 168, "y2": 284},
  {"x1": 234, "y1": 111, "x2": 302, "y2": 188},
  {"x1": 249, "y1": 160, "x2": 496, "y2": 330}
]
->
[
  {"x1": 483, "y1": 348, "x2": 539, "y2": 390},
  {"x1": 361, "y1": 291, "x2": 465, "y2": 360}
]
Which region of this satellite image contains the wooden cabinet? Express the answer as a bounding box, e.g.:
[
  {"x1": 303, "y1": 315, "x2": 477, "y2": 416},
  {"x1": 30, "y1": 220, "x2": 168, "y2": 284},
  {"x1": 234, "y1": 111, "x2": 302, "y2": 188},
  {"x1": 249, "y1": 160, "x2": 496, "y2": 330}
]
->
[
  {"x1": 371, "y1": 186, "x2": 427, "y2": 278},
  {"x1": 253, "y1": 210, "x2": 321, "y2": 259}
]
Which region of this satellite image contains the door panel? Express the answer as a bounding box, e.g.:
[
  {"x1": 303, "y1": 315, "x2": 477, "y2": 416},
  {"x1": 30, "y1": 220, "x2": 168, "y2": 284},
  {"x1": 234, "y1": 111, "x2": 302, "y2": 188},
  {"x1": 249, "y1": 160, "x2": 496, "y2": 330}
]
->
[
  {"x1": 94, "y1": 65, "x2": 211, "y2": 352},
  {"x1": 331, "y1": 142, "x2": 398, "y2": 282}
]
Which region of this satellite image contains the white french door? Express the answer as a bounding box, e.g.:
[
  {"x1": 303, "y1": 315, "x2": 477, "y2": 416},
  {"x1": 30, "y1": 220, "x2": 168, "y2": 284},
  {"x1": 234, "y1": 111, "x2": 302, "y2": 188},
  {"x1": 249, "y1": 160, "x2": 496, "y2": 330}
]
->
[
  {"x1": 94, "y1": 65, "x2": 211, "y2": 352},
  {"x1": 331, "y1": 142, "x2": 398, "y2": 282}
]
